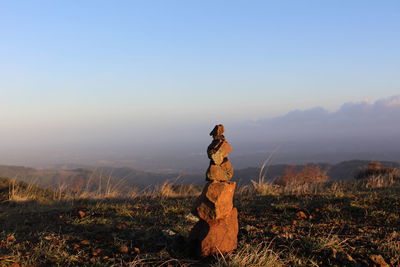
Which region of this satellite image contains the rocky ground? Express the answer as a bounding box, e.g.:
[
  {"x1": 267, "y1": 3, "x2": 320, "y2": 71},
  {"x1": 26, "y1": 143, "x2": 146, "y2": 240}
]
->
[{"x1": 1, "y1": 186, "x2": 400, "y2": 266}]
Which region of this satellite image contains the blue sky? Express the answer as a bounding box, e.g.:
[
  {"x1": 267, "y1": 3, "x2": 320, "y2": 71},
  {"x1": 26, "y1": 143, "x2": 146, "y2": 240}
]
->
[{"x1": 1, "y1": 0, "x2": 400, "y2": 133}]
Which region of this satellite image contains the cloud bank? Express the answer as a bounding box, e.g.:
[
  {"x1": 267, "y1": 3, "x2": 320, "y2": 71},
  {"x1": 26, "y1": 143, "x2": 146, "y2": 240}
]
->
[{"x1": 232, "y1": 95, "x2": 400, "y2": 144}]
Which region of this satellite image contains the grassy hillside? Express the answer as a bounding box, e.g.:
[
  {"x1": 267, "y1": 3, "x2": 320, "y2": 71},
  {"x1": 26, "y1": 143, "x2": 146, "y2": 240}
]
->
[
  {"x1": 94, "y1": 166, "x2": 193, "y2": 186},
  {"x1": 0, "y1": 160, "x2": 399, "y2": 197},
  {"x1": 0, "y1": 177, "x2": 55, "y2": 203},
  {"x1": 0, "y1": 166, "x2": 130, "y2": 196},
  {"x1": 0, "y1": 177, "x2": 399, "y2": 266},
  {"x1": 0, "y1": 165, "x2": 201, "y2": 195},
  {"x1": 328, "y1": 160, "x2": 400, "y2": 181},
  {"x1": 234, "y1": 160, "x2": 400, "y2": 185}
]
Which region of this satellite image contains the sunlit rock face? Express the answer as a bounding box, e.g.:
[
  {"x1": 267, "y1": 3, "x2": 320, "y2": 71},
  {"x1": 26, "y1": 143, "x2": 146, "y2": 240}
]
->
[{"x1": 189, "y1": 125, "x2": 238, "y2": 257}]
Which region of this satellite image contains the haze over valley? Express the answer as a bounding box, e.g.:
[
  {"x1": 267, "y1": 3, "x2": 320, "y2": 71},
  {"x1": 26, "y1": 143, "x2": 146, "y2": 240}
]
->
[{"x1": 1, "y1": 96, "x2": 399, "y2": 174}]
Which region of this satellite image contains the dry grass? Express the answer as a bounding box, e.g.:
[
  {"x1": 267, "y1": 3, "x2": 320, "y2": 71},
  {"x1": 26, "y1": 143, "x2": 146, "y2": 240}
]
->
[
  {"x1": 250, "y1": 180, "x2": 280, "y2": 196},
  {"x1": 157, "y1": 181, "x2": 201, "y2": 198},
  {"x1": 249, "y1": 177, "x2": 400, "y2": 196},
  {"x1": 248, "y1": 160, "x2": 400, "y2": 197},
  {"x1": 8, "y1": 178, "x2": 36, "y2": 202},
  {"x1": 250, "y1": 154, "x2": 280, "y2": 196},
  {"x1": 2, "y1": 159, "x2": 400, "y2": 266},
  {"x1": 355, "y1": 161, "x2": 399, "y2": 180},
  {"x1": 75, "y1": 173, "x2": 128, "y2": 199},
  {"x1": 299, "y1": 228, "x2": 349, "y2": 253},
  {"x1": 3, "y1": 175, "x2": 134, "y2": 203},
  {"x1": 6, "y1": 178, "x2": 54, "y2": 203},
  {"x1": 1, "y1": 182, "x2": 400, "y2": 266},
  {"x1": 250, "y1": 177, "x2": 327, "y2": 196},
  {"x1": 275, "y1": 165, "x2": 329, "y2": 186},
  {"x1": 249, "y1": 158, "x2": 330, "y2": 196},
  {"x1": 5, "y1": 169, "x2": 400, "y2": 202},
  {"x1": 377, "y1": 232, "x2": 400, "y2": 266},
  {"x1": 211, "y1": 242, "x2": 283, "y2": 267},
  {"x1": 362, "y1": 174, "x2": 398, "y2": 188}
]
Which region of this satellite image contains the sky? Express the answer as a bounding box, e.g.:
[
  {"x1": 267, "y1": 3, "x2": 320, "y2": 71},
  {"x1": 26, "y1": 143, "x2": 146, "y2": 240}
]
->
[{"x1": 1, "y1": 1, "x2": 400, "y2": 167}]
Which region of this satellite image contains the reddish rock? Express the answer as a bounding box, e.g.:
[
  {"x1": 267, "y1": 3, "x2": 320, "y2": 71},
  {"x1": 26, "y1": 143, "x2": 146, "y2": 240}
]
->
[
  {"x1": 190, "y1": 124, "x2": 238, "y2": 257},
  {"x1": 209, "y1": 124, "x2": 224, "y2": 137},
  {"x1": 190, "y1": 208, "x2": 238, "y2": 257},
  {"x1": 118, "y1": 245, "x2": 129, "y2": 253},
  {"x1": 7, "y1": 235, "x2": 16, "y2": 242},
  {"x1": 78, "y1": 210, "x2": 86, "y2": 218},
  {"x1": 207, "y1": 139, "x2": 223, "y2": 155},
  {"x1": 193, "y1": 181, "x2": 235, "y2": 221},
  {"x1": 92, "y1": 248, "x2": 103, "y2": 256},
  {"x1": 206, "y1": 159, "x2": 233, "y2": 181},
  {"x1": 80, "y1": 240, "x2": 91, "y2": 246},
  {"x1": 296, "y1": 211, "x2": 308, "y2": 220},
  {"x1": 207, "y1": 140, "x2": 232, "y2": 165}
]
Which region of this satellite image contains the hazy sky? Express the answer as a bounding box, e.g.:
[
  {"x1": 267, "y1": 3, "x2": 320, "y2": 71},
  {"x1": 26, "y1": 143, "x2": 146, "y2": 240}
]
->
[{"x1": 1, "y1": 1, "x2": 400, "y2": 164}]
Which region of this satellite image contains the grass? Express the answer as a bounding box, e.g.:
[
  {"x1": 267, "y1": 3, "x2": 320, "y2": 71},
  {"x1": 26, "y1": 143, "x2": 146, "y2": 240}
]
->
[
  {"x1": 0, "y1": 178, "x2": 55, "y2": 203},
  {"x1": 1, "y1": 173, "x2": 400, "y2": 266},
  {"x1": 211, "y1": 242, "x2": 282, "y2": 267}
]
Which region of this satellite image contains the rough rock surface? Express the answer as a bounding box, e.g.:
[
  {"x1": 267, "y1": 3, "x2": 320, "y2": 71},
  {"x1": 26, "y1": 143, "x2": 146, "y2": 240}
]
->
[
  {"x1": 206, "y1": 159, "x2": 233, "y2": 181},
  {"x1": 206, "y1": 124, "x2": 232, "y2": 178},
  {"x1": 189, "y1": 208, "x2": 238, "y2": 257},
  {"x1": 207, "y1": 141, "x2": 232, "y2": 165},
  {"x1": 190, "y1": 124, "x2": 238, "y2": 257},
  {"x1": 193, "y1": 181, "x2": 235, "y2": 221},
  {"x1": 209, "y1": 124, "x2": 225, "y2": 137}
]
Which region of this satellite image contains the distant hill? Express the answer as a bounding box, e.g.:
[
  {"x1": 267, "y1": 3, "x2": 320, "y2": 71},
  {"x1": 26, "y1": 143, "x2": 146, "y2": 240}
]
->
[
  {"x1": 62, "y1": 160, "x2": 400, "y2": 186},
  {"x1": 0, "y1": 164, "x2": 201, "y2": 192},
  {"x1": 0, "y1": 165, "x2": 126, "y2": 194},
  {"x1": 327, "y1": 160, "x2": 400, "y2": 181},
  {"x1": 93, "y1": 166, "x2": 206, "y2": 187},
  {"x1": 0, "y1": 165, "x2": 36, "y2": 178},
  {"x1": 0, "y1": 160, "x2": 399, "y2": 190},
  {"x1": 233, "y1": 163, "x2": 331, "y2": 185},
  {"x1": 232, "y1": 160, "x2": 400, "y2": 184}
]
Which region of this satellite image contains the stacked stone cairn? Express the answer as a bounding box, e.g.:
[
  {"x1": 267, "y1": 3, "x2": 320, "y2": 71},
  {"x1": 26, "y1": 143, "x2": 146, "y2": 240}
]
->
[{"x1": 189, "y1": 124, "x2": 238, "y2": 257}]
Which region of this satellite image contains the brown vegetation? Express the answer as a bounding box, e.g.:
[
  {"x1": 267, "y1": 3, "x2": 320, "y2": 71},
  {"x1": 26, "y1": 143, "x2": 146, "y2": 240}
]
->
[
  {"x1": 275, "y1": 164, "x2": 329, "y2": 186},
  {"x1": 1, "y1": 178, "x2": 400, "y2": 266},
  {"x1": 355, "y1": 161, "x2": 399, "y2": 180},
  {"x1": 1, "y1": 163, "x2": 400, "y2": 266}
]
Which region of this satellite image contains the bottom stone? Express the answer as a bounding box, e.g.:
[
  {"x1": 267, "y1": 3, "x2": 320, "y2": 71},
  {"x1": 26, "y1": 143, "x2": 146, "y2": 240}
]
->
[{"x1": 189, "y1": 208, "x2": 238, "y2": 257}]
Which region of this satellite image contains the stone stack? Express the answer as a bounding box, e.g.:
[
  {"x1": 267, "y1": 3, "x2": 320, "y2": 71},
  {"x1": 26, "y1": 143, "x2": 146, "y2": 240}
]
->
[
  {"x1": 206, "y1": 124, "x2": 233, "y2": 182},
  {"x1": 189, "y1": 124, "x2": 238, "y2": 257}
]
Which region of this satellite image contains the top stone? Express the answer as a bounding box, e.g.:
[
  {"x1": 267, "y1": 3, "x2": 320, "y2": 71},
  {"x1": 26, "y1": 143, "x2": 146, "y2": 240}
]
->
[{"x1": 210, "y1": 124, "x2": 224, "y2": 137}]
